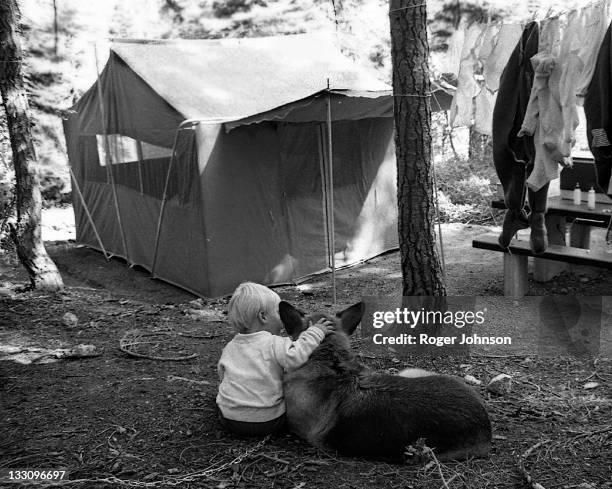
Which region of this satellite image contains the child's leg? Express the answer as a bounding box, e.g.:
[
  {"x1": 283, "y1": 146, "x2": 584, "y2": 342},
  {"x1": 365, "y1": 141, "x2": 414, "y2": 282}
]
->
[{"x1": 218, "y1": 413, "x2": 286, "y2": 437}]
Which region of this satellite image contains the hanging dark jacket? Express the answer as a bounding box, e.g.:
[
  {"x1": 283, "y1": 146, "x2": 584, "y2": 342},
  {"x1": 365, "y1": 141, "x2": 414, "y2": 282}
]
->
[
  {"x1": 492, "y1": 22, "x2": 539, "y2": 210},
  {"x1": 584, "y1": 21, "x2": 612, "y2": 193}
]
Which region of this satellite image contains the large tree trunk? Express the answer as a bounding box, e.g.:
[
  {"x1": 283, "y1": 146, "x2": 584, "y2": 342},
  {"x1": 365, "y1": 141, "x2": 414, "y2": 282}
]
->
[
  {"x1": 0, "y1": 0, "x2": 63, "y2": 291},
  {"x1": 389, "y1": 0, "x2": 446, "y2": 296}
]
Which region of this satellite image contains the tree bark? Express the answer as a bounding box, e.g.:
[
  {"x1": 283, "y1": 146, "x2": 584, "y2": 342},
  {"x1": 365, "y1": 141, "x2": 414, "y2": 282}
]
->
[
  {"x1": 0, "y1": 0, "x2": 63, "y2": 291},
  {"x1": 389, "y1": 0, "x2": 446, "y2": 296}
]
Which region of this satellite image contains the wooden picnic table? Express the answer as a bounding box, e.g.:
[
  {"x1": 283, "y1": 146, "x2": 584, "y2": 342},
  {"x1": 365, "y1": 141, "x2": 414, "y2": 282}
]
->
[{"x1": 473, "y1": 196, "x2": 612, "y2": 296}]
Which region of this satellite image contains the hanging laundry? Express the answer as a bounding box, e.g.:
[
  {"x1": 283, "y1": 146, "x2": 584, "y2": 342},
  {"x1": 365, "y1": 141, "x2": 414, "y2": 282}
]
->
[
  {"x1": 482, "y1": 23, "x2": 523, "y2": 93},
  {"x1": 493, "y1": 22, "x2": 551, "y2": 254},
  {"x1": 557, "y1": 9, "x2": 585, "y2": 156},
  {"x1": 473, "y1": 85, "x2": 495, "y2": 135},
  {"x1": 584, "y1": 21, "x2": 612, "y2": 194},
  {"x1": 477, "y1": 23, "x2": 497, "y2": 66},
  {"x1": 518, "y1": 52, "x2": 568, "y2": 191},
  {"x1": 444, "y1": 28, "x2": 465, "y2": 77},
  {"x1": 493, "y1": 22, "x2": 539, "y2": 180},
  {"x1": 539, "y1": 15, "x2": 561, "y2": 55},
  {"x1": 473, "y1": 23, "x2": 523, "y2": 135},
  {"x1": 558, "y1": 53, "x2": 584, "y2": 152},
  {"x1": 575, "y1": 0, "x2": 612, "y2": 101},
  {"x1": 450, "y1": 23, "x2": 486, "y2": 128},
  {"x1": 472, "y1": 24, "x2": 497, "y2": 136},
  {"x1": 517, "y1": 17, "x2": 572, "y2": 192}
]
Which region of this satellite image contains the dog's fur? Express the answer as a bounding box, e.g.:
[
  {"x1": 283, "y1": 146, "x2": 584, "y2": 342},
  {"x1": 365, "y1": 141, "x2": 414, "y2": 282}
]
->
[{"x1": 280, "y1": 301, "x2": 492, "y2": 461}]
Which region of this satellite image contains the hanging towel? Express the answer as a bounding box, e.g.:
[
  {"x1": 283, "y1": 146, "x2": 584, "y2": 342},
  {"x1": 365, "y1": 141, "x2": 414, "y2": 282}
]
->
[
  {"x1": 556, "y1": 9, "x2": 586, "y2": 154},
  {"x1": 575, "y1": 0, "x2": 612, "y2": 101},
  {"x1": 450, "y1": 24, "x2": 486, "y2": 128},
  {"x1": 473, "y1": 23, "x2": 523, "y2": 135},
  {"x1": 473, "y1": 86, "x2": 495, "y2": 136},
  {"x1": 483, "y1": 23, "x2": 523, "y2": 93},
  {"x1": 444, "y1": 29, "x2": 465, "y2": 77}
]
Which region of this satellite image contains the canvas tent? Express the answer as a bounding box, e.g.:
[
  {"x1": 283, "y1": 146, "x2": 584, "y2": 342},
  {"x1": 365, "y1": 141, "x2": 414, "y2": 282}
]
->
[{"x1": 64, "y1": 34, "x2": 452, "y2": 297}]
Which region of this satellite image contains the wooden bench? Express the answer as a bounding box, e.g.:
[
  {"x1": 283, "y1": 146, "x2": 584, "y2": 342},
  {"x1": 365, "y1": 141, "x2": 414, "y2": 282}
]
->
[{"x1": 472, "y1": 233, "x2": 612, "y2": 296}]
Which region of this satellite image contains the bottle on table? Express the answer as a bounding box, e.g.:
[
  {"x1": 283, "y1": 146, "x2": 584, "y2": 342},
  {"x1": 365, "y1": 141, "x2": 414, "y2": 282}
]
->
[
  {"x1": 573, "y1": 183, "x2": 581, "y2": 205},
  {"x1": 587, "y1": 187, "x2": 596, "y2": 210}
]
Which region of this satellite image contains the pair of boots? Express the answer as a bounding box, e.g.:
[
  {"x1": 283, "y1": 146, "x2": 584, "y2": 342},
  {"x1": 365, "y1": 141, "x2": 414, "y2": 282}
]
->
[{"x1": 498, "y1": 209, "x2": 547, "y2": 254}]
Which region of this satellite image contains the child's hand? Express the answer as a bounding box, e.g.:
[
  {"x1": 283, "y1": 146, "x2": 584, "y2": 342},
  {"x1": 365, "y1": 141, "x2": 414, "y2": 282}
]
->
[{"x1": 310, "y1": 318, "x2": 335, "y2": 336}]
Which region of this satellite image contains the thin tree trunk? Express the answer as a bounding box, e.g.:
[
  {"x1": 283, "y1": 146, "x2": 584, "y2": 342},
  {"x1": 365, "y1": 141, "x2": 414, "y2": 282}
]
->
[
  {"x1": 468, "y1": 128, "x2": 493, "y2": 162},
  {"x1": 52, "y1": 0, "x2": 58, "y2": 56},
  {"x1": 0, "y1": 0, "x2": 64, "y2": 291},
  {"x1": 389, "y1": 0, "x2": 446, "y2": 296}
]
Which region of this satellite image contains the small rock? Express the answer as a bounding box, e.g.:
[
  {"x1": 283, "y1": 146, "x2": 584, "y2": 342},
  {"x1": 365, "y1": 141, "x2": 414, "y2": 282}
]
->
[
  {"x1": 141, "y1": 306, "x2": 159, "y2": 315},
  {"x1": 167, "y1": 468, "x2": 180, "y2": 475},
  {"x1": 486, "y1": 373, "x2": 512, "y2": 396},
  {"x1": 580, "y1": 277, "x2": 590, "y2": 283},
  {"x1": 68, "y1": 344, "x2": 98, "y2": 357},
  {"x1": 521, "y1": 357, "x2": 533, "y2": 366},
  {"x1": 61, "y1": 312, "x2": 78, "y2": 328},
  {"x1": 464, "y1": 374, "x2": 482, "y2": 386},
  {"x1": 583, "y1": 381, "x2": 599, "y2": 390},
  {"x1": 560, "y1": 288, "x2": 568, "y2": 294},
  {"x1": 188, "y1": 299, "x2": 207, "y2": 309},
  {"x1": 143, "y1": 473, "x2": 158, "y2": 481}
]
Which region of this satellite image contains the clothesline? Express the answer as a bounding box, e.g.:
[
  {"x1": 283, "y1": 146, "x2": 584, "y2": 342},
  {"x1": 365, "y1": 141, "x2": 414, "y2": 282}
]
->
[
  {"x1": 455, "y1": 0, "x2": 611, "y2": 30},
  {"x1": 385, "y1": 0, "x2": 609, "y2": 25}
]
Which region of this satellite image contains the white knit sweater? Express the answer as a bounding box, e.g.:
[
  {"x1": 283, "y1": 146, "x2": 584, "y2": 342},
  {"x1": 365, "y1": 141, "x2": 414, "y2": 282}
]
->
[{"x1": 216, "y1": 326, "x2": 325, "y2": 422}]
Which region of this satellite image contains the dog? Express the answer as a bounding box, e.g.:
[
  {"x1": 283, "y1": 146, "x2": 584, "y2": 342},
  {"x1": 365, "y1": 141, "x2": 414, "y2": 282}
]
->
[{"x1": 279, "y1": 301, "x2": 492, "y2": 461}]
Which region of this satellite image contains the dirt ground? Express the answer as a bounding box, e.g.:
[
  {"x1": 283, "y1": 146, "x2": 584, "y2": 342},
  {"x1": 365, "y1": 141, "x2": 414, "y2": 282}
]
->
[{"x1": 0, "y1": 207, "x2": 611, "y2": 488}]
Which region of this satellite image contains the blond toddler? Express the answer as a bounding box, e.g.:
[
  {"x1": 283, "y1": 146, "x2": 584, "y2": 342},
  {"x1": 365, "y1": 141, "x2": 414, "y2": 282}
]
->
[{"x1": 216, "y1": 282, "x2": 333, "y2": 436}]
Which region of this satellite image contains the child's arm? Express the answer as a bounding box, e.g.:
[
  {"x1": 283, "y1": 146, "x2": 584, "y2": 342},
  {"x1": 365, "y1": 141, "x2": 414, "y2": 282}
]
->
[{"x1": 272, "y1": 319, "x2": 333, "y2": 371}]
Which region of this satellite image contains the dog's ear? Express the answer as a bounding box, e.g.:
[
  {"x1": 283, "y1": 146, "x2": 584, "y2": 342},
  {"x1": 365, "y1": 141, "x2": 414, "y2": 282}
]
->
[
  {"x1": 279, "y1": 301, "x2": 306, "y2": 338},
  {"x1": 336, "y1": 302, "x2": 364, "y2": 336}
]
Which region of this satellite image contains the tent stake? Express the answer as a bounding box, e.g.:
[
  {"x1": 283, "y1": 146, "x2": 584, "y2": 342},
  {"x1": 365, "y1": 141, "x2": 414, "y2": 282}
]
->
[
  {"x1": 68, "y1": 166, "x2": 110, "y2": 260},
  {"x1": 94, "y1": 43, "x2": 130, "y2": 264},
  {"x1": 326, "y1": 89, "x2": 337, "y2": 305}
]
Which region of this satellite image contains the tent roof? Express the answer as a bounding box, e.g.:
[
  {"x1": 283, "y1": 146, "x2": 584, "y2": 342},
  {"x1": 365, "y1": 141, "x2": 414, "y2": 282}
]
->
[{"x1": 110, "y1": 34, "x2": 390, "y2": 122}]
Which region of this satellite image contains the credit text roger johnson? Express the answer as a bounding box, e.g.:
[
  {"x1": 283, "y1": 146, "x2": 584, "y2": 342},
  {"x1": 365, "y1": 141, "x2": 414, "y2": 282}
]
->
[{"x1": 370, "y1": 308, "x2": 512, "y2": 346}]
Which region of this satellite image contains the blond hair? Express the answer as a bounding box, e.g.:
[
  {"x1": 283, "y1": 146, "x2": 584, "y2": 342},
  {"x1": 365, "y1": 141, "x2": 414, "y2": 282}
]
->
[{"x1": 228, "y1": 282, "x2": 280, "y2": 333}]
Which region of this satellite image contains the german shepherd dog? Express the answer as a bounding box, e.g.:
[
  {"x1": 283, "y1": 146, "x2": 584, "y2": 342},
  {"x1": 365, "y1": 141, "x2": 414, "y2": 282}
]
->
[{"x1": 279, "y1": 301, "x2": 492, "y2": 461}]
